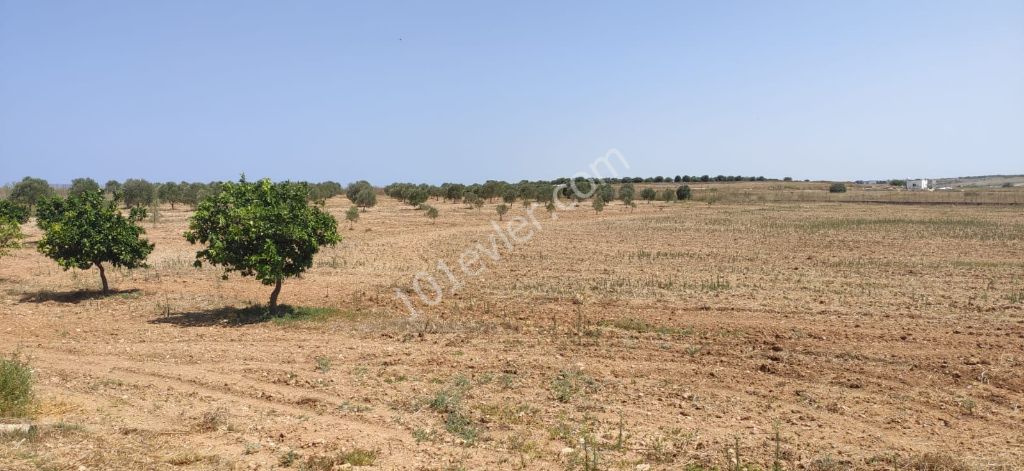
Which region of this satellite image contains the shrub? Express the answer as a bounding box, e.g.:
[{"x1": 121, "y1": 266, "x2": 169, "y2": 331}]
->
[
  {"x1": 36, "y1": 190, "x2": 154, "y2": 293},
  {"x1": 426, "y1": 205, "x2": 439, "y2": 223},
  {"x1": 829, "y1": 182, "x2": 847, "y2": 193},
  {"x1": 0, "y1": 200, "x2": 30, "y2": 224},
  {"x1": 185, "y1": 177, "x2": 340, "y2": 311},
  {"x1": 661, "y1": 188, "x2": 677, "y2": 202},
  {"x1": 0, "y1": 219, "x2": 23, "y2": 257},
  {"x1": 676, "y1": 185, "x2": 691, "y2": 200},
  {"x1": 0, "y1": 354, "x2": 33, "y2": 417},
  {"x1": 496, "y1": 203, "x2": 509, "y2": 221},
  {"x1": 592, "y1": 196, "x2": 605, "y2": 213}
]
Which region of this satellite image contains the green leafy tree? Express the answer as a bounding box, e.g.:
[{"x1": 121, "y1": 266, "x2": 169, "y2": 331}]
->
[
  {"x1": 0, "y1": 200, "x2": 30, "y2": 225},
  {"x1": 69, "y1": 178, "x2": 100, "y2": 196},
  {"x1": 35, "y1": 190, "x2": 154, "y2": 294},
  {"x1": 104, "y1": 180, "x2": 122, "y2": 196},
  {"x1": 9, "y1": 177, "x2": 54, "y2": 213},
  {"x1": 496, "y1": 203, "x2": 509, "y2": 221},
  {"x1": 829, "y1": 182, "x2": 847, "y2": 193},
  {"x1": 158, "y1": 182, "x2": 183, "y2": 209},
  {"x1": 596, "y1": 184, "x2": 615, "y2": 203},
  {"x1": 426, "y1": 205, "x2": 439, "y2": 223},
  {"x1": 618, "y1": 183, "x2": 635, "y2": 203},
  {"x1": 502, "y1": 189, "x2": 517, "y2": 205},
  {"x1": 184, "y1": 178, "x2": 340, "y2": 311},
  {"x1": 592, "y1": 196, "x2": 605, "y2": 214},
  {"x1": 346, "y1": 181, "x2": 374, "y2": 204},
  {"x1": 640, "y1": 188, "x2": 657, "y2": 203},
  {"x1": 661, "y1": 188, "x2": 678, "y2": 202},
  {"x1": 354, "y1": 188, "x2": 377, "y2": 210},
  {"x1": 345, "y1": 206, "x2": 359, "y2": 229},
  {"x1": 122, "y1": 179, "x2": 156, "y2": 208},
  {"x1": 676, "y1": 185, "x2": 692, "y2": 200},
  {"x1": 406, "y1": 188, "x2": 429, "y2": 207}
]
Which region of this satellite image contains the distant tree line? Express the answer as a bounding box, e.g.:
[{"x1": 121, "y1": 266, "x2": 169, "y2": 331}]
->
[
  {"x1": 2, "y1": 176, "x2": 378, "y2": 211},
  {"x1": 382, "y1": 178, "x2": 700, "y2": 209}
]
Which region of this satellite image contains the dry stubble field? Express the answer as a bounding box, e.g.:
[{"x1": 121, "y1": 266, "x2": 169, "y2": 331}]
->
[{"x1": 2, "y1": 192, "x2": 1023, "y2": 470}]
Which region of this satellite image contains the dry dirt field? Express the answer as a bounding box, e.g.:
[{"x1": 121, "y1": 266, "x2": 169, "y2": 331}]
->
[{"x1": 2, "y1": 192, "x2": 1023, "y2": 470}]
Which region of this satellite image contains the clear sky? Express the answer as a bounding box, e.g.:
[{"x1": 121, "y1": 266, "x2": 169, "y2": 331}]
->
[{"x1": 1, "y1": 1, "x2": 1022, "y2": 185}]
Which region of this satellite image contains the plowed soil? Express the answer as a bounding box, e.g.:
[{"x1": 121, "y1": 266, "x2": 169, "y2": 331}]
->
[{"x1": 2, "y1": 196, "x2": 1022, "y2": 470}]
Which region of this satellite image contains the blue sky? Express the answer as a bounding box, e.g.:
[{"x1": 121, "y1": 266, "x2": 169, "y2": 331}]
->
[{"x1": 1, "y1": 1, "x2": 1021, "y2": 185}]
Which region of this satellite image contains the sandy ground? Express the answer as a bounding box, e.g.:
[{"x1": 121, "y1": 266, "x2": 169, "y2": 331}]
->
[{"x1": 1, "y1": 195, "x2": 1022, "y2": 470}]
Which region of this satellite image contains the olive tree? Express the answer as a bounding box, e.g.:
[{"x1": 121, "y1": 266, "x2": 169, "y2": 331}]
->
[
  {"x1": 426, "y1": 205, "x2": 439, "y2": 223},
  {"x1": 159, "y1": 182, "x2": 183, "y2": 209},
  {"x1": 104, "y1": 180, "x2": 122, "y2": 196},
  {"x1": 661, "y1": 188, "x2": 677, "y2": 202},
  {"x1": 596, "y1": 184, "x2": 615, "y2": 203},
  {"x1": 592, "y1": 196, "x2": 605, "y2": 213},
  {"x1": 496, "y1": 203, "x2": 509, "y2": 221},
  {"x1": 640, "y1": 188, "x2": 657, "y2": 203},
  {"x1": 354, "y1": 188, "x2": 377, "y2": 210},
  {"x1": 9, "y1": 177, "x2": 54, "y2": 213},
  {"x1": 676, "y1": 185, "x2": 692, "y2": 200},
  {"x1": 345, "y1": 206, "x2": 359, "y2": 229},
  {"x1": 406, "y1": 188, "x2": 429, "y2": 207},
  {"x1": 69, "y1": 178, "x2": 100, "y2": 196},
  {"x1": 122, "y1": 179, "x2": 156, "y2": 208},
  {"x1": 346, "y1": 181, "x2": 375, "y2": 207},
  {"x1": 618, "y1": 183, "x2": 635, "y2": 203},
  {"x1": 35, "y1": 190, "x2": 153, "y2": 293},
  {"x1": 829, "y1": 182, "x2": 847, "y2": 193},
  {"x1": 184, "y1": 178, "x2": 340, "y2": 311}
]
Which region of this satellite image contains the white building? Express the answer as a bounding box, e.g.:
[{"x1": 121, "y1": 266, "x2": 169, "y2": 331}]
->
[{"x1": 906, "y1": 179, "x2": 928, "y2": 190}]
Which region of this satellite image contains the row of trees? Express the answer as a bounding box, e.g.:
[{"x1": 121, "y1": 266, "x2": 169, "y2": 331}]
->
[
  {"x1": 384, "y1": 179, "x2": 695, "y2": 208},
  {"x1": 2, "y1": 178, "x2": 339, "y2": 311},
  {"x1": 3, "y1": 177, "x2": 378, "y2": 212}
]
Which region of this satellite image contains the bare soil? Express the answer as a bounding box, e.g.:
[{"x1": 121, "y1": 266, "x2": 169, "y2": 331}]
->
[{"x1": 2, "y1": 195, "x2": 1022, "y2": 470}]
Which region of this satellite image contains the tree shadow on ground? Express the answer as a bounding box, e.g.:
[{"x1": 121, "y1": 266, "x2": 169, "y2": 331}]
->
[
  {"x1": 149, "y1": 305, "x2": 341, "y2": 327},
  {"x1": 18, "y1": 288, "x2": 140, "y2": 304}
]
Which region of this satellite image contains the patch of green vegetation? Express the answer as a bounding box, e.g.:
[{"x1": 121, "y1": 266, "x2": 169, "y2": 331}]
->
[
  {"x1": 551, "y1": 367, "x2": 597, "y2": 403},
  {"x1": 424, "y1": 376, "x2": 480, "y2": 444},
  {"x1": 269, "y1": 306, "x2": 345, "y2": 325},
  {"x1": 0, "y1": 354, "x2": 33, "y2": 418},
  {"x1": 303, "y1": 448, "x2": 378, "y2": 469},
  {"x1": 314, "y1": 356, "x2": 332, "y2": 373},
  {"x1": 444, "y1": 410, "x2": 479, "y2": 443},
  {"x1": 278, "y1": 450, "x2": 299, "y2": 467}
]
